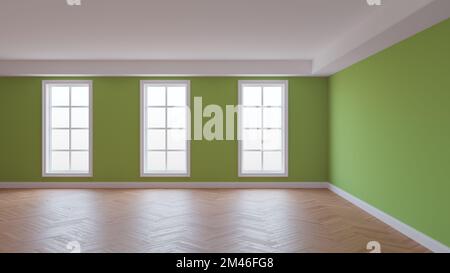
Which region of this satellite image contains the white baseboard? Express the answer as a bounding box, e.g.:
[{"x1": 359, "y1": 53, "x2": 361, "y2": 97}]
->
[
  {"x1": 329, "y1": 184, "x2": 450, "y2": 253},
  {"x1": 0, "y1": 181, "x2": 329, "y2": 189}
]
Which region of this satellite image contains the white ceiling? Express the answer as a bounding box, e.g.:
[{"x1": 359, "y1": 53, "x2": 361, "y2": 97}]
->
[
  {"x1": 0, "y1": 0, "x2": 448, "y2": 76},
  {"x1": 0, "y1": 0, "x2": 377, "y2": 60}
]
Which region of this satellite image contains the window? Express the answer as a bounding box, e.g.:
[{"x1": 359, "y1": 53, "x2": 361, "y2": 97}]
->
[
  {"x1": 238, "y1": 80, "x2": 288, "y2": 176},
  {"x1": 141, "y1": 81, "x2": 190, "y2": 176},
  {"x1": 42, "y1": 81, "x2": 92, "y2": 176}
]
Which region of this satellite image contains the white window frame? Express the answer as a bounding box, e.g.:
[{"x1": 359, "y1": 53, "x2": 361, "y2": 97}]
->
[
  {"x1": 238, "y1": 80, "x2": 288, "y2": 177},
  {"x1": 140, "y1": 80, "x2": 191, "y2": 177},
  {"x1": 42, "y1": 80, "x2": 93, "y2": 177}
]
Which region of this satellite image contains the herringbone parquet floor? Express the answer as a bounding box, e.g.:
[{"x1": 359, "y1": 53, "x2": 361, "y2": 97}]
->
[{"x1": 0, "y1": 189, "x2": 428, "y2": 253}]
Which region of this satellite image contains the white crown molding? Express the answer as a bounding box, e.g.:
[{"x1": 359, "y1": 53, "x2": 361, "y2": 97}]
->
[
  {"x1": 313, "y1": 0, "x2": 450, "y2": 75},
  {"x1": 0, "y1": 60, "x2": 312, "y2": 77},
  {"x1": 329, "y1": 184, "x2": 450, "y2": 253}
]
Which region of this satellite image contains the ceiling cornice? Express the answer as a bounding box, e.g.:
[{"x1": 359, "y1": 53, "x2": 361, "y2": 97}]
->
[
  {"x1": 313, "y1": 0, "x2": 450, "y2": 75},
  {"x1": 0, "y1": 0, "x2": 449, "y2": 77}
]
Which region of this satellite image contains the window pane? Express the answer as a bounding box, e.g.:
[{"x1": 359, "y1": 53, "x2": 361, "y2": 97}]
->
[
  {"x1": 242, "y1": 107, "x2": 261, "y2": 128},
  {"x1": 142, "y1": 82, "x2": 190, "y2": 175},
  {"x1": 263, "y1": 107, "x2": 282, "y2": 128},
  {"x1": 71, "y1": 151, "x2": 89, "y2": 171},
  {"x1": 167, "y1": 151, "x2": 186, "y2": 171},
  {"x1": 51, "y1": 151, "x2": 70, "y2": 171},
  {"x1": 239, "y1": 82, "x2": 286, "y2": 176},
  {"x1": 242, "y1": 151, "x2": 262, "y2": 172},
  {"x1": 242, "y1": 129, "x2": 261, "y2": 150},
  {"x1": 147, "y1": 86, "x2": 165, "y2": 106},
  {"x1": 263, "y1": 151, "x2": 283, "y2": 171},
  {"x1": 263, "y1": 129, "x2": 282, "y2": 150},
  {"x1": 167, "y1": 107, "x2": 186, "y2": 128},
  {"x1": 147, "y1": 108, "x2": 166, "y2": 128},
  {"x1": 71, "y1": 129, "x2": 89, "y2": 150},
  {"x1": 147, "y1": 129, "x2": 166, "y2": 150},
  {"x1": 263, "y1": 86, "x2": 282, "y2": 106},
  {"x1": 71, "y1": 86, "x2": 89, "y2": 106},
  {"x1": 146, "y1": 151, "x2": 166, "y2": 172},
  {"x1": 167, "y1": 86, "x2": 186, "y2": 106},
  {"x1": 51, "y1": 108, "x2": 69, "y2": 128},
  {"x1": 167, "y1": 129, "x2": 186, "y2": 150},
  {"x1": 71, "y1": 108, "x2": 89, "y2": 128},
  {"x1": 242, "y1": 86, "x2": 261, "y2": 106},
  {"x1": 51, "y1": 130, "x2": 69, "y2": 150},
  {"x1": 51, "y1": 86, "x2": 70, "y2": 106},
  {"x1": 44, "y1": 82, "x2": 92, "y2": 176}
]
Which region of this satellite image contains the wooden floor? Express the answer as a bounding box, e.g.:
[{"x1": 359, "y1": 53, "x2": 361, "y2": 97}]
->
[{"x1": 0, "y1": 189, "x2": 428, "y2": 253}]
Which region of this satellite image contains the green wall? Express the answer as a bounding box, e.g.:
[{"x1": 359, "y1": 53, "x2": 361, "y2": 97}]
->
[
  {"x1": 330, "y1": 19, "x2": 450, "y2": 246},
  {"x1": 0, "y1": 77, "x2": 329, "y2": 182}
]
